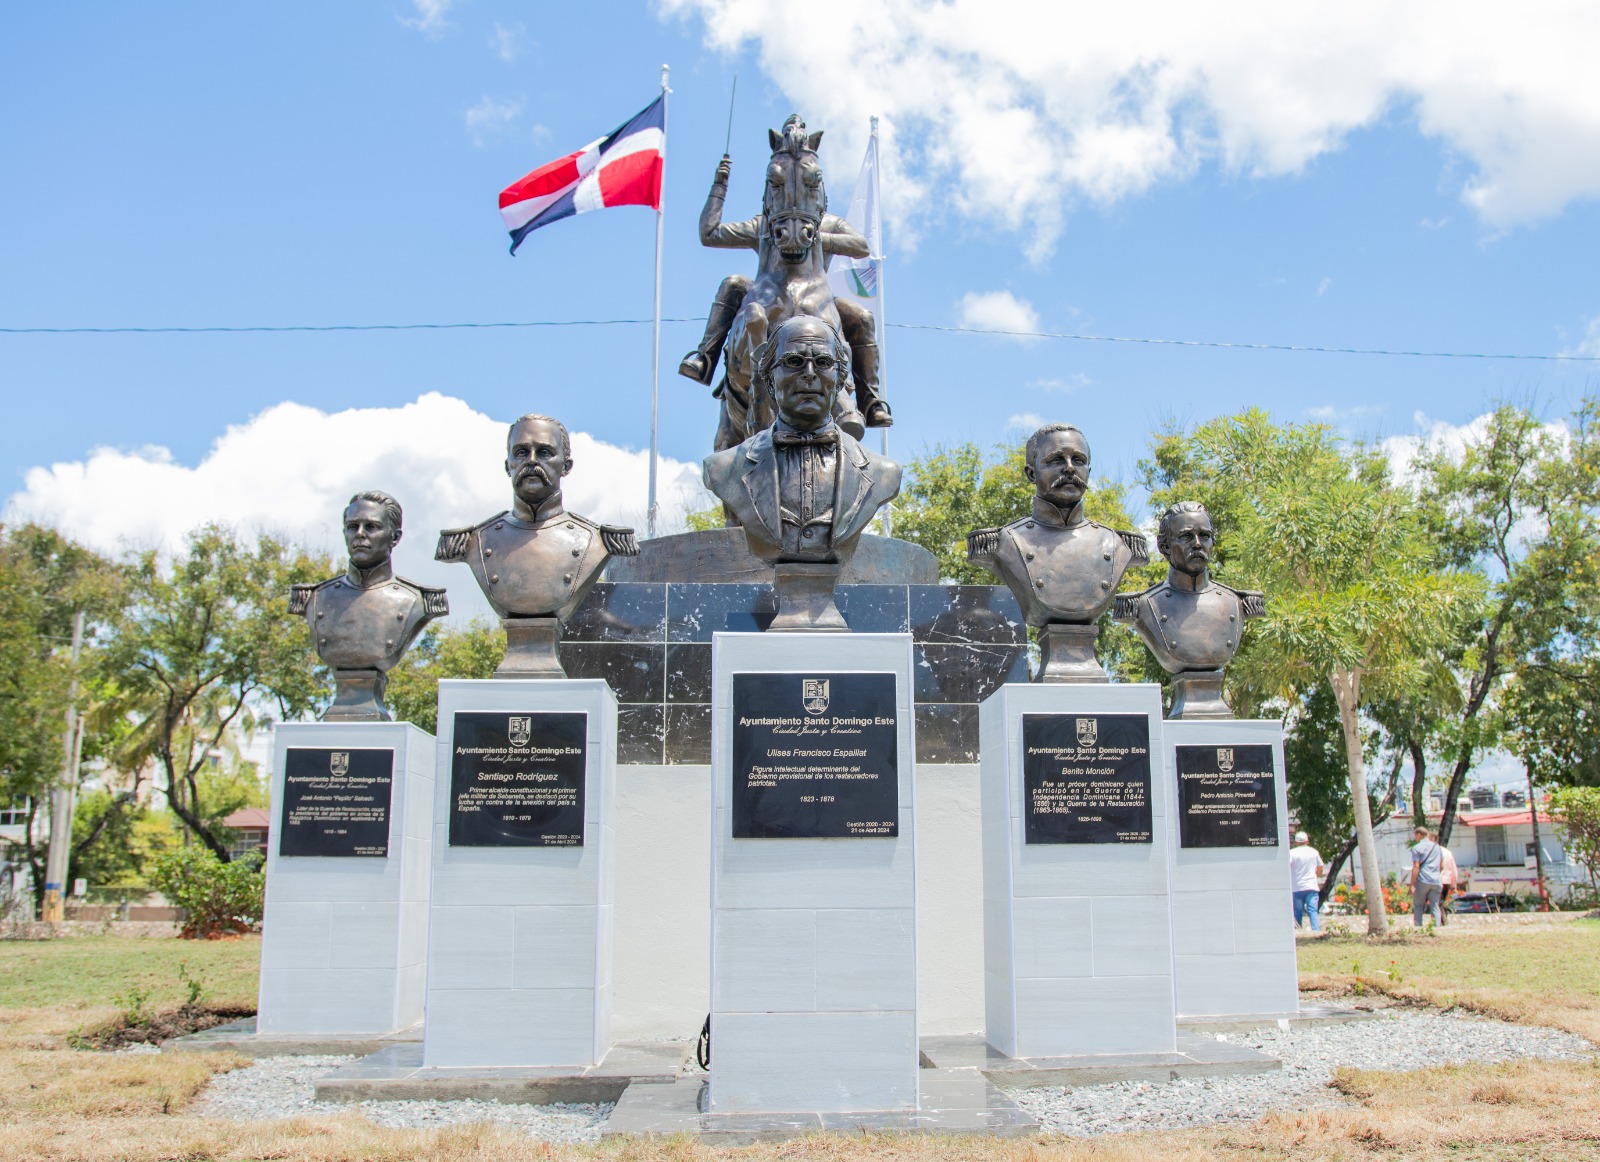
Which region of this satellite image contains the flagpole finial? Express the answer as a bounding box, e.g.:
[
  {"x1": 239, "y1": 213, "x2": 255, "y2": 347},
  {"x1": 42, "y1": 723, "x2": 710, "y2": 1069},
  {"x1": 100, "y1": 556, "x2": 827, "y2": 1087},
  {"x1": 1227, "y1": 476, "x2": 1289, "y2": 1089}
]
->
[
  {"x1": 871, "y1": 115, "x2": 879, "y2": 135},
  {"x1": 661, "y1": 63, "x2": 670, "y2": 92}
]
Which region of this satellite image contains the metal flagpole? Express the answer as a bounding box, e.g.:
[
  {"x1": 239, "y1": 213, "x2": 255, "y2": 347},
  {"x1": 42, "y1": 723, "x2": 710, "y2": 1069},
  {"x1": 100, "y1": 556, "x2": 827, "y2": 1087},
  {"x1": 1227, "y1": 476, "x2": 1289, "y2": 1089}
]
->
[
  {"x1": 647, "y1": 64, "x2": 670, "y2": 539},
  {"x1": 871, "y1": 116, "x2": 892, "y2": 538}
]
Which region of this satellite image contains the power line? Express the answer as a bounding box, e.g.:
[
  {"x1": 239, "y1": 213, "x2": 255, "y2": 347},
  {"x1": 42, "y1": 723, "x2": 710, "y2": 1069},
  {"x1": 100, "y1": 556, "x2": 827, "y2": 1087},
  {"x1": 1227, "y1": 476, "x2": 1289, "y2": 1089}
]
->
[{"x1": 1, "y1": 317, "x2": 1596, "y2": 362}]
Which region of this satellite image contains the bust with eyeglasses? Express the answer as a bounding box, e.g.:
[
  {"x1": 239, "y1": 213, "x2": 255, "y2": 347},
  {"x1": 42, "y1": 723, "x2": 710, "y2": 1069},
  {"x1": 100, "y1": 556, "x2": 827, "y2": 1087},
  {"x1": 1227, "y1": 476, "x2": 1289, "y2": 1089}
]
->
[{"x1": 702, "y1": 315, "x2": 900, "y2": 629}]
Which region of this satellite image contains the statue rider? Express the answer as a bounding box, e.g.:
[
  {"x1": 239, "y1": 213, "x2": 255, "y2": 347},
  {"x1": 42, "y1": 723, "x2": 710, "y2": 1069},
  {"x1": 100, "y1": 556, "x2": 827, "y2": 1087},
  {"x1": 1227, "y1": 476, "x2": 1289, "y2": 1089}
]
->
[{"x1": 678, "y1": 115, "x2": 893, "y2": 433}]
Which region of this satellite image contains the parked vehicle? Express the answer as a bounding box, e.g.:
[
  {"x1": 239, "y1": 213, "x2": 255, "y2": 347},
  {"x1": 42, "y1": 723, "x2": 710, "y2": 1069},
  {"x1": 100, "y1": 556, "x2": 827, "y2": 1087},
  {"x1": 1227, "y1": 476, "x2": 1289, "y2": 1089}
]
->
[{"x1": 1448, "y1": 891, "x2": 1525, "y2": 913}]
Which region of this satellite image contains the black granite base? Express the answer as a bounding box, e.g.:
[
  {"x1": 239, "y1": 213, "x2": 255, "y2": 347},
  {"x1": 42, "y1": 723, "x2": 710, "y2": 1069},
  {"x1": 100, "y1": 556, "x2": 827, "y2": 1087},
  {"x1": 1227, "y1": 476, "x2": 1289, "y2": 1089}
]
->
[{"x1": 559, "y1": 583, "x2": 1028, "y2": 764}]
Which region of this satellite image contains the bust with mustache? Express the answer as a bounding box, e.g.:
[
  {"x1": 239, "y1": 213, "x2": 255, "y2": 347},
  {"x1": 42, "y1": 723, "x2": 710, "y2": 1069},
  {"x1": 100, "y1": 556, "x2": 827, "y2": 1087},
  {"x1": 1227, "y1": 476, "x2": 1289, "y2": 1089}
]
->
[
  {"x1": 966, "y1": 424, "x2": 1148, "y2": 680},
  {"x1": 1114, "y1": 500, "x2": 1264, "y2": 717},
  {"x1": 436, "y1": 414, "x2": 636, "y2": 674}
]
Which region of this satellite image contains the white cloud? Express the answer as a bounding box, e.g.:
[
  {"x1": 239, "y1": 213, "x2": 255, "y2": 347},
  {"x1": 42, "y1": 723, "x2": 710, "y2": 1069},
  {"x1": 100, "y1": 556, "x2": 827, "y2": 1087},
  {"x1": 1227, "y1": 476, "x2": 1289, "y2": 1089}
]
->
[
  {"x1": 489, "y1": 21, "x2": 524, "y2": 62},
  {"x1": 958, "y1": 290, "x2": 1040, "y2": 338},
  {"x1": 1315, "y1": 277, "x2": 1332, "y2": 297},
  {"x1": 3, "y1": 393, "x2": 710, "y2": 624},
  {"x1": 399, "y1": 0, "x2": 452, "y2": 36},
  {"x1": 1029, "y1": 374, "x2": 1091, "y2": 393},
  {"x1": 1305, "y1": 403, "x2": 1382, "y2": 422},
  {"x1": 1564, "y1": 315, "x2": 1600, "y2": 359},
  {"x1": 1380, "y1": 409, "x2": 1570, "y2": 488},
  {"x1": 1005, "y1": 412, "x2": 1046, "y2": 433},
  {"x1": 465, "y1": 96, "x2": 520, "y2": 147},
  {"x1": 662, "y1": 1, "x2": 1600, "y2": 255}
]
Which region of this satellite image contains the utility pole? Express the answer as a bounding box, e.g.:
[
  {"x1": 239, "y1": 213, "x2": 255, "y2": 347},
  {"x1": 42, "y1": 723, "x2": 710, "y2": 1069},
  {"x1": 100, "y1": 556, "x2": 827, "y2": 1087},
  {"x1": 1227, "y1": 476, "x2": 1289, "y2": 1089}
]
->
[{"x1": 42, "y1": 609, "x2": 86, "y2": 922}]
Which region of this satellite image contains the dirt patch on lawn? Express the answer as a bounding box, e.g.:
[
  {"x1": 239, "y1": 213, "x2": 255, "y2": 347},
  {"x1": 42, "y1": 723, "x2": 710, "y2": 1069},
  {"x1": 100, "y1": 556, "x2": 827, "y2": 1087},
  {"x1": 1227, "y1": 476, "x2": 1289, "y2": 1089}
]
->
[{"x1": 71, "y1": 1004, "x2": 255, "y2": 1050}]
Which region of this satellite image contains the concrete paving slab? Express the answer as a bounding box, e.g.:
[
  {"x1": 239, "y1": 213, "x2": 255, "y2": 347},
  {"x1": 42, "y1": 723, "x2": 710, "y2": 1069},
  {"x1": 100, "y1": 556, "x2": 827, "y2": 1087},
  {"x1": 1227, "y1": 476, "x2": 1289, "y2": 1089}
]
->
[
  {"x1": 602, "y1": 1068, "x2": 1038, "y2": 1142},
  {"x1": 312, "y1": 1040, "x2": 690, "y2": 1105},
  {"x1": 918, "y1": 1032, "x2": 1280, "y2": 1090},
  {"x1": 1177, "y1": 1002, "x2": 1381, "y2": 1035},
  {"x1": 164, "y1": 1017, "x2": 423, "y2": 1058}
]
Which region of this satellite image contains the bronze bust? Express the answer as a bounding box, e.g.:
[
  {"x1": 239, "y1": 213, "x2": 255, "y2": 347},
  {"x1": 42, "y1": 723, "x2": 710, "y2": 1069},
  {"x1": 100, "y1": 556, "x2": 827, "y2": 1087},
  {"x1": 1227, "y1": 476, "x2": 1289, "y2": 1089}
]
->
[
  {"x1": 290, "y1": 491, "x2": 448, "y2": 721},
  {"x1": 701, "y1": 315, "x2": 901, "y2": 630},
  {"x1": 436, "y1": 414, "x2": 637, "y2": 677},
  {"x1": 1116, "y1": 501, "x2": 1263, "y2": 718},
  {"x1": 967, "y1": 424, "x2": 1147, "y2": 681}
]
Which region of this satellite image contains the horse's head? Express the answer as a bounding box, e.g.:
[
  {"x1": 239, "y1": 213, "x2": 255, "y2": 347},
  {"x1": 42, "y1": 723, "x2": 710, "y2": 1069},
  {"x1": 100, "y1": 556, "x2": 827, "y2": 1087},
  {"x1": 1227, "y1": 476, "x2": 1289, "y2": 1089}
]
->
[{"x1": 763, "y1": 114, "x2": 827, "y2": 266}]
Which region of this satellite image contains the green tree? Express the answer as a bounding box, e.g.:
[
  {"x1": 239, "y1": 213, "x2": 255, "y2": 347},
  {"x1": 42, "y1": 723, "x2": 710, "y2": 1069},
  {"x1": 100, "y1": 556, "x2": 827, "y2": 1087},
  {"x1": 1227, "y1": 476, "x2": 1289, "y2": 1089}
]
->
[
  {"x1": 100, "y1": 525, "x2": 332, "y2": 860},
  {"x1": 896, "y1": 443, "x2": 1035, "y2": 583},
  {"x1": 1549, "y1": 786, "x2": 1600, "y2": 894},
  {"x1": 1415, "y1": 400, "x2": 1600, "y2": 843},
  {"x1": 1144, "y1": 410, "x2": 1480, "y2": 933},
  {"x1": 385, "y1": 620, "x2": 506, "y2": 734},
  {"x1": 0, "y1": 524, "x2": 122, "y2": 914}
]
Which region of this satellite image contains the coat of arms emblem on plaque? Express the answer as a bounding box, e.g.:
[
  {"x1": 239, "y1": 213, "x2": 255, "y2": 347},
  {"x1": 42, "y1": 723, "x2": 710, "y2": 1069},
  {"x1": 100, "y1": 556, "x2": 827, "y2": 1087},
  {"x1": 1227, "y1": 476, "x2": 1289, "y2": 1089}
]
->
[
  {"x1": 1217, "y1": 747, "x2": 1234, "y2": 773},
  {"x1": 329, "y1": 752, "x2": 349, "y2": 776},
  {"x1": 508, "y1": 716, "x2": 532, "y2": 746},
  {"x1": 1075, "y1": 718, "x2": 1097, "y2": 747},
  {"x1": 802, "y1": 679, "x2": 830, "y2": 715}
]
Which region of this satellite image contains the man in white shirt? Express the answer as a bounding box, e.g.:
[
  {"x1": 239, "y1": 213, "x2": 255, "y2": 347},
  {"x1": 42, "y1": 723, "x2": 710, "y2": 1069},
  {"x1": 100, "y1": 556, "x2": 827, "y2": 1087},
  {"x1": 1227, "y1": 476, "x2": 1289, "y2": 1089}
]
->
[{"x1": 1289, "y1": 831, "x2": 1324, "y2": 933}]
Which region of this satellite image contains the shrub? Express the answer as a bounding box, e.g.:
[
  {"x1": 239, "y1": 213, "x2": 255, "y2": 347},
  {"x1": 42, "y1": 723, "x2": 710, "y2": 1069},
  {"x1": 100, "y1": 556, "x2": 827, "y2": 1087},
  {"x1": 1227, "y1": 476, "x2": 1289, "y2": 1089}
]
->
[{"x1": 148, "y1": 847, "x2": 264, "y2": 938}]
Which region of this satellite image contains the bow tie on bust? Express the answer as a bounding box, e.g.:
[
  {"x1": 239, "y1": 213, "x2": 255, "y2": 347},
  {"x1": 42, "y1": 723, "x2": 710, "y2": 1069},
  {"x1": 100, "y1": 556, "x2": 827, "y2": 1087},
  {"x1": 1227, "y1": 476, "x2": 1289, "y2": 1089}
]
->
[{"x1": 772, "y1": 426, "x2": 839, "y2": 447}]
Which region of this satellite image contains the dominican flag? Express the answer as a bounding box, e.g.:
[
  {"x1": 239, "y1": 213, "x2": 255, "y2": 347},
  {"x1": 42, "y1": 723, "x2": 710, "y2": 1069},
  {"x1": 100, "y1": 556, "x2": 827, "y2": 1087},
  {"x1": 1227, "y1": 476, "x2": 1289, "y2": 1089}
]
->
[
  {"x1": 498, "y1": 96, "x2": 665, "y2": 254},
  {"x1": 828, "y1": 128, "x2": 882, "y2": 303}
]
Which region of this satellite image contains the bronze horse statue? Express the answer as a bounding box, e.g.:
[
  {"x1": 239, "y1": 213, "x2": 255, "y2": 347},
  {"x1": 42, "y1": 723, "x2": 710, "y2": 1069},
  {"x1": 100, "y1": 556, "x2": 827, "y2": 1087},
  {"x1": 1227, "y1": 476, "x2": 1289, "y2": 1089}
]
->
[{"x1": 684, "y1": 115, "x2": 892, "y2": 452}]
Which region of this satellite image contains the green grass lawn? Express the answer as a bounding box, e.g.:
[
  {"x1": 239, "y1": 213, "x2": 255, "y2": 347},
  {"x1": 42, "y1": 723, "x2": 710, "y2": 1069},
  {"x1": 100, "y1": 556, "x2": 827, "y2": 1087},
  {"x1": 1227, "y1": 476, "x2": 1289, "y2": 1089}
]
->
[
  {"x1": 1297, "y1": 918, "x2": 1600, "y2": 1040},
  {"x1": 0, "y1": 936, "x2": 261, "y2": 1011}
]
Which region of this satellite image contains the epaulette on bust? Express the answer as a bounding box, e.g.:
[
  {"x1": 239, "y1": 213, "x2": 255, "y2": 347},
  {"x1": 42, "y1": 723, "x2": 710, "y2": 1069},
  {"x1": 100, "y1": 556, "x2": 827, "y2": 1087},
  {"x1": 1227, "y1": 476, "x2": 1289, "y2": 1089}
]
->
[
  {"x1": 1116, "y1": 528, "x2": 1150, "y2": 565},
  {"x1": 966, "y1": 527, "x2": 1001, "y2": 559},
  {"x1": 435, "y1": 526, "x2": 474, "y2": 562},
  {"x1": 1237, "y1": 589, "x2": 1266, "y2": 619},
  {"x1": 420, "y1": 587, "x2": 450, "y2": 618},
  {"x1": 287, "y1": 583, "x2": 317, "y2": 616},
  {"x1": 600, "y1": 525, "x2": 638, "y2": 556},
  {"x1": 1112, "y1": 592, "x2": 1142, "y2": 622}
]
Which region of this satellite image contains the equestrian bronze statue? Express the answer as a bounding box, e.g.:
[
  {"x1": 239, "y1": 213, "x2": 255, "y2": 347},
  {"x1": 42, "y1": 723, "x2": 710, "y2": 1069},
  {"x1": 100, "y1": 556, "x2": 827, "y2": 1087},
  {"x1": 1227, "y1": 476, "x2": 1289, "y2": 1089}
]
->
[{"x1": 680, "y1": 114, "x2": 893, "y2": 452}]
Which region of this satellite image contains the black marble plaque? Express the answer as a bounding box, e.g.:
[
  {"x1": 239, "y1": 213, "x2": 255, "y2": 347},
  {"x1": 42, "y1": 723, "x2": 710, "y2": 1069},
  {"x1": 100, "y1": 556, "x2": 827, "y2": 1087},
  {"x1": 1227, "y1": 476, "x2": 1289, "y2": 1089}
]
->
[
  {"x1": 279, "y1": 748, "x2": 394, "y2": 858},
  {"x1": 1176, "y1": 744, "x2": 1279, "y2": 848},
  {"x1": 1022, "y1": 713, "x2": 1152, "y2": 844},
  {"x1": 448, "y1": 712, "x2": 586, "y2": 847},
  {"x1": 731, "y1": 672, "x2": 899, "y2": 838}
]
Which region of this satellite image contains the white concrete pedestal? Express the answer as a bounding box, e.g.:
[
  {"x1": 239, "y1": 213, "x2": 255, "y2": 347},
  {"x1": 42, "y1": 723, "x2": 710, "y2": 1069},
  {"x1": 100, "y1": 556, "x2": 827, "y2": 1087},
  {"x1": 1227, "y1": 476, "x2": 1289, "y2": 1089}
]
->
[
  {"x1": 1166, "y1": 719, "x2": 1298, "y2": 1019},
  {"x1": 423, "y1": 679, "x2": 616, "y2": 1068},
  {"x1": 259, "y1": 721, "x2": 433, "y2": 1035},
  {"x1": 709, "y1": 632, "x2": 918, "y2": 1114},
  {"x1": 980, "y1": 683, "x2": 1176, "y2": 1058}
]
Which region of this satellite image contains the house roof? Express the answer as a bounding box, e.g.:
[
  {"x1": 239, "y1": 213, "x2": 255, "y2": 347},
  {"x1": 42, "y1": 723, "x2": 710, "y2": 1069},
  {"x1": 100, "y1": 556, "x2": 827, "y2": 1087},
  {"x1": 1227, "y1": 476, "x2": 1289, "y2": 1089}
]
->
[
  {"x1": 1454, "y1": 808, "x2": 1553, "y2": 828},
  {"x1": 223, "y1": 807, "x2": 272, "y2": 830}
]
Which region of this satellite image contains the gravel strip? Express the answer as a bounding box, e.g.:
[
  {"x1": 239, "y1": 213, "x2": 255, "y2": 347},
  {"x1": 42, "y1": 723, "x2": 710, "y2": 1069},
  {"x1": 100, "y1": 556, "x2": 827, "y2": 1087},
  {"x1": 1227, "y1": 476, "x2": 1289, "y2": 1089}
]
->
[
  {"x1": 1013, "y1": 1010, "x2": 1595, "y2": 1137},
  {"x1": 193, "y1": 1056, "x2": 610, "y2": 1143}
]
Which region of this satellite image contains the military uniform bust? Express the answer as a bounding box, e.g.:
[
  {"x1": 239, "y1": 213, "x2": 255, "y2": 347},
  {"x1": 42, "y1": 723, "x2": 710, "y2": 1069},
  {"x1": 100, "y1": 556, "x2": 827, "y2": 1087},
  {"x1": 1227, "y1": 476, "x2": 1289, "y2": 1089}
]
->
[
  {"x1": 436, "y1": 413, "x2": 636, "y2": 676},
  {"x1": 290, "y1": 491, "x2": 448, "y2": 721},
  {"x1": 966, "y1": 424, "x2": 1147, "y2": 681},
  {"x1": 1115, "y1": 501, "x2": 1264, "y2": 718},
  {"x1": 702, "y1": 315, "x2": 901, "y2": 630}
]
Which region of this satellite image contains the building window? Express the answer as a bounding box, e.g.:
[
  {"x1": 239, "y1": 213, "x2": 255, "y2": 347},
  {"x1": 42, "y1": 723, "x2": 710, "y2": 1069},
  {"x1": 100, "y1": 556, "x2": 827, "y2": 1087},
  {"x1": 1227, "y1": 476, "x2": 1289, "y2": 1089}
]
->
[
  {"x1": 1476, "y1": 825, "x2": 1512, "y2": 866},
  {"x1": 228, "y1": 830, "x2": 266, "y2": 860},
  {"x1": 0, "y1": 798, "x2": 30, "y2": 827}
]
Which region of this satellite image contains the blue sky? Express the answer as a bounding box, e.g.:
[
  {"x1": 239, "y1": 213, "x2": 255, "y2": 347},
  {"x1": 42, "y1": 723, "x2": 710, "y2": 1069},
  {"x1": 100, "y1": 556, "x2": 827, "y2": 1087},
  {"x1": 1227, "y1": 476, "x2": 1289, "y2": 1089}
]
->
[{"x1": 4, "y1": 0, "x2": 1599, "y2": 561}]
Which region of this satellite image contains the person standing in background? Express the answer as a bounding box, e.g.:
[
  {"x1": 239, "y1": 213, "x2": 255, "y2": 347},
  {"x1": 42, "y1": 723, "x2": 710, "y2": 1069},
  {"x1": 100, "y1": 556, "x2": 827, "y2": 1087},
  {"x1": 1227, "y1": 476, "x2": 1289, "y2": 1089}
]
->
[
  {"x1": 1289, "y1": 831, "x2": 1325, "y2": 933},
  {"x1": 1438, "y1": 840, "x2": 1459, "y2": 924},
  {"x1": 1409, "y1": 826, "x2": 1445, "y2": 926}
]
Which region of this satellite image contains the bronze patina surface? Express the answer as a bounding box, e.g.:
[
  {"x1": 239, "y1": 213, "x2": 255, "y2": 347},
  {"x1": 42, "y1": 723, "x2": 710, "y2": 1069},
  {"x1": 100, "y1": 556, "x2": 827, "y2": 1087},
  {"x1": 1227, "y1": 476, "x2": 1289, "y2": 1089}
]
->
[
  {"x1": 681, "y1": 115, "x2": 892, "y2": 452},
  {"x1": 967, "y1": 425, "x2": 1148, "y2": 682},
  {"x1": 702, "y1": 317, "x2": 900, "y2": 630},
  {"x1": 437, "y1": 413, "x2": 637, "y2": 677},
  {"x1": 291, "y1": 491, "x2": 448, "y2": 721},
  {"x1": 1115, "y1": 501, "x2": 1264, "y2": 718}
]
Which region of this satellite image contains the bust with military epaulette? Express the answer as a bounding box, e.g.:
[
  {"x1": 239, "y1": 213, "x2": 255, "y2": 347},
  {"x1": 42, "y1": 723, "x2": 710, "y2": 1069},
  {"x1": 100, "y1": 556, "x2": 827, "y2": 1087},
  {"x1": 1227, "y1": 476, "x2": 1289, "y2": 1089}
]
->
[
  {"x1": 1114, "y1": 500, "x2": 1264, "y2": 719},
  {"x1": 290, "y1": 490, "x2": 448, "y2": 721},
  {"x1": 966, "y1": 423, "x2": 1148, "y2": 681},
  {"x1": 436, "y1": 413, "x2": 637, "y2": 678}
]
